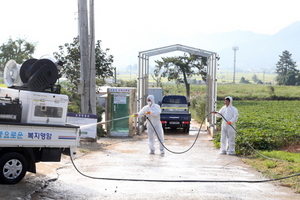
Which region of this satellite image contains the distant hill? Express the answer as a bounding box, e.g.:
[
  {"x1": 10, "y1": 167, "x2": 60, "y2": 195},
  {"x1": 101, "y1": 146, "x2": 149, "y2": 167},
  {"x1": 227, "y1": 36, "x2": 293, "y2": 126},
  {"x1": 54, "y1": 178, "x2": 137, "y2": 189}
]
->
[
  {"x1": 123, "y1": 21, "x2": 300, "y2": 75},
  {"x1": 145, "y1": 21, "x2": 300, "y2": 73},
  {"x1": 189, "y1": 21, "x2": 300, "y2": 73}
]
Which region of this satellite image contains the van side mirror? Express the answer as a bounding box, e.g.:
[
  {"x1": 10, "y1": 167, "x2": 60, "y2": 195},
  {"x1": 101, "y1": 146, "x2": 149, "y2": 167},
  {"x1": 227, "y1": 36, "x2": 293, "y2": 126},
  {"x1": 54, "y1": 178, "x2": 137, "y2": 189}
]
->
[
  {"x1": 188, "y1": 102, "x2": 191, "y2": 107},
  {"x1": 158, "y1": 101, "x2": 162, "y2": 106}
]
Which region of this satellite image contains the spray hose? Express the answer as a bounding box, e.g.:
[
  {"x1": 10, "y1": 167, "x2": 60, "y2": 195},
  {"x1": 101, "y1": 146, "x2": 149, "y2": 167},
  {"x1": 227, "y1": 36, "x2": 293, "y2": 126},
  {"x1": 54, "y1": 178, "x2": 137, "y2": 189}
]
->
[
  {"x1": 68, "y1": 111, "x2": 300, "y2": 183},
  {"x1": 79, "y1": 115, "x2": 135, "y2": 128},
  {"x1": 69, "y1": 153, "x2": 300, "y2": 183},
  {"x1": 213, "y1": 112, "x2": 288, "y2": 162},
  {"x1": 80, "y1": 111, "x2": 294, "y2": 162},
  {"x1": 146, "y1": 112, "x2": 210, "y2": 154},
  {"x1": 146, "y1": 111, "x2": 290, "y2": 162}
]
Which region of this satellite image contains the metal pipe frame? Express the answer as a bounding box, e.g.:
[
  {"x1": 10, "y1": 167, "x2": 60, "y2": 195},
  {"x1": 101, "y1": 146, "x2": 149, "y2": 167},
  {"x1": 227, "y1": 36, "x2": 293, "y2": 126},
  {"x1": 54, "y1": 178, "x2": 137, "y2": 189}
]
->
[{"x1": 138, "y1": 44, "x2": 218, "y2": 136}]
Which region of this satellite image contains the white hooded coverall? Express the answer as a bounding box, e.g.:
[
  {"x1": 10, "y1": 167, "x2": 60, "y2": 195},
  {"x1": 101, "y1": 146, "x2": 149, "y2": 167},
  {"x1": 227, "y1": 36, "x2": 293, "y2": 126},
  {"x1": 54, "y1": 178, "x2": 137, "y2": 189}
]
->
[
  {"x1": 137, "y1": 95, "x2": 164, "y2": 153},
  {"x1": 216, "y1": 96, "x2": 238, "y2": 154}
]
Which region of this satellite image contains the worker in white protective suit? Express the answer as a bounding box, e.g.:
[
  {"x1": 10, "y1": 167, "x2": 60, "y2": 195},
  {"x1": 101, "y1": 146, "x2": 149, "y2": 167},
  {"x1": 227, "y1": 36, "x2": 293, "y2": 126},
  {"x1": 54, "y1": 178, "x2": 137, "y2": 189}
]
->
[
  {"x1": 213, "y1": 96, "x2": 238, "y2": 155},
  {"x1": 134, "y1": 95, "x2": 165, "y2": 154}
]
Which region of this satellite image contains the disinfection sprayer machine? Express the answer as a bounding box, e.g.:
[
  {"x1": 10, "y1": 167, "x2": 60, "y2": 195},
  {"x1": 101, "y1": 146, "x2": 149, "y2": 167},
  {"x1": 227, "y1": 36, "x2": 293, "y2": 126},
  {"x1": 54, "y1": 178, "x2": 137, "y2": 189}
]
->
[{"x1": 0, "y1": 56, "x2": 80, "y2": 184}]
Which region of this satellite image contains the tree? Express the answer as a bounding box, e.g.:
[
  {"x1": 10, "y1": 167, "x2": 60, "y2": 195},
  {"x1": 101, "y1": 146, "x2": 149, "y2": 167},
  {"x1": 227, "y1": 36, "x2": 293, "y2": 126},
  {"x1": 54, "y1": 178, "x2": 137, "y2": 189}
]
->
[
  {"x1": 239, "y1": 77, "x2": 251, "y2": 84},
  {"x1": 252, "y1": 74, "x2": 258, "y2": 83},
  {"x1": 151, "y1": 71, "x2": 163, "y2": 88},
  {"x1": 252, "y1": 74, "x2": 264, "y2": 84},
  {"x1": 54, "y1": 37, "x2": 113, "y2": 137},
  {"x1": 257, "y1": 80, "x2": 263, "y2": 84},
  {"x1": 53, "y1": 36, "x2": 114, "y2": 92},
  {"x1": 0, "y1": 37, "x2": 36, "y2": 71},
  {"x1": 154, "y1": 53, "x2": 207, "y2": 99},
  {"x1": 275, "y1": 50, "x2": 299, "y2": 85}
]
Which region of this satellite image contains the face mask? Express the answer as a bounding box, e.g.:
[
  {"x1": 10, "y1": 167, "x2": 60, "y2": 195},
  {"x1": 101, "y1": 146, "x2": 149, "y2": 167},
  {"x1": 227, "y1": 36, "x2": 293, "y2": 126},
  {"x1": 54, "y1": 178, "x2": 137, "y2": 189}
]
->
[{"x1": 147, "y1": 102, "x2": 152, "y2": 106}]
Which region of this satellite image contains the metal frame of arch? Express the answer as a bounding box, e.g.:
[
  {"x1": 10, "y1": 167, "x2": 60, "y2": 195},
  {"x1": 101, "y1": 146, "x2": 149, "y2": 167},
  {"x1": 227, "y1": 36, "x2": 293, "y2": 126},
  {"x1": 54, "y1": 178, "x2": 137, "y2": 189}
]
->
[{"x1": 137, "y1": 44, "x2": 218, "y2": 136}]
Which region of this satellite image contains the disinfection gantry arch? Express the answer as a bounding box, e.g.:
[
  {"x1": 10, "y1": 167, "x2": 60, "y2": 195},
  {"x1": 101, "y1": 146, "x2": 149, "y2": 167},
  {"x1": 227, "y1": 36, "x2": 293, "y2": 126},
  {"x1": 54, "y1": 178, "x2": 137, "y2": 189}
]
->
[{"x1": 137, "y1": 44, "x2": 218, "y2": 136}]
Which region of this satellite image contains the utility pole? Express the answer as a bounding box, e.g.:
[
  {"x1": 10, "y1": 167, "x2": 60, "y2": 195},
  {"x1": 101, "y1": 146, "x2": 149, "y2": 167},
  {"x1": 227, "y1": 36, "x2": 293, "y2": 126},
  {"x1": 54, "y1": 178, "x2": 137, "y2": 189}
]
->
[
  {"x1": 114, "y1": 67, "x2": 117, "y2": 84},
  {"x1": 232, "y1": 46, "x2": 239, "y2": 83},
  {"x1": 89, "y1": 0, "x2": 96, "y2": 114},
  {"x1": 78, "y1": 0, "x2": 96, "y2": 114}
]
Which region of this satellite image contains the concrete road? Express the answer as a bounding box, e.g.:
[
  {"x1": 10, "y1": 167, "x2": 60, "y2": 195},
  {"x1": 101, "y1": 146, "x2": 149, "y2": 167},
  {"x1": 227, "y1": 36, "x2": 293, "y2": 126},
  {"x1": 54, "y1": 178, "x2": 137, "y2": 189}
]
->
[{"x1": 0, "y1": 121, "x2": 299, "y2": 199}]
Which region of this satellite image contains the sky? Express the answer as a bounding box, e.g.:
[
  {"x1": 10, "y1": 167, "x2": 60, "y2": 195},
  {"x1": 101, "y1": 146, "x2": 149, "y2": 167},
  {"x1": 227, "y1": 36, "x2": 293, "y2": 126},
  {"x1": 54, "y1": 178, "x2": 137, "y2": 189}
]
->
[{"x1": 1, "y1": 0, "x2": 300, "y2": 69}]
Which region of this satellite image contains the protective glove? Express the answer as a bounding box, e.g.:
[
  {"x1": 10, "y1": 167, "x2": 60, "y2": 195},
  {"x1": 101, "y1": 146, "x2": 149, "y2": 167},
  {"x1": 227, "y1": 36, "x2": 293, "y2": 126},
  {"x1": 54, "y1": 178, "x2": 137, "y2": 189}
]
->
[
  {"x1": 227, "y1": 121, "x2": 232, "y2": 125},
  {"x1": 145, "y1": 111, "x2": 151, "y2": 114},
  {"x1": 133, "y1": 113, "x2": 138, "y2": 117}
]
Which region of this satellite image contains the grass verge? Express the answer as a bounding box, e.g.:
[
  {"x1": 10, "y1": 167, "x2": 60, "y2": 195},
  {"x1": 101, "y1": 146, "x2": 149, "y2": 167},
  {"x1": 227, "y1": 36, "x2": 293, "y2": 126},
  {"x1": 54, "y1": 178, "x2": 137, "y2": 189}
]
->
[{"x1": 242, "y1": 150, "x2": 300, "y2": 193}]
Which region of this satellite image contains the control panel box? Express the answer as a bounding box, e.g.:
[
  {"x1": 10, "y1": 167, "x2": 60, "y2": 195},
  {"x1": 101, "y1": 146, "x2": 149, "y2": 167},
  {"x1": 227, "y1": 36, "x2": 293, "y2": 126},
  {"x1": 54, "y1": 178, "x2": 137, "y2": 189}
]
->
[{"x1": 0, "y1": 88, "x2": 68, "y2": 125}]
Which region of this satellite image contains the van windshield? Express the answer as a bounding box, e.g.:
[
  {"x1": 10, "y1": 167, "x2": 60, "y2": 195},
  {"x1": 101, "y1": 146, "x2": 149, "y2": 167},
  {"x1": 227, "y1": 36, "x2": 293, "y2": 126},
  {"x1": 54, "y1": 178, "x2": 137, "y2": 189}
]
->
[{"x1": 161, "y1": 96, "x2": 187, "y2": 104}]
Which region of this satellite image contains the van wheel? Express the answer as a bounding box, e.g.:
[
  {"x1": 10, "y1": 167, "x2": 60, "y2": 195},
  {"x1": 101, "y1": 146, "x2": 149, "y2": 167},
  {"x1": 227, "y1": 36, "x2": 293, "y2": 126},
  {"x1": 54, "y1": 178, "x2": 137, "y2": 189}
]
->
[
  {"x1": 0, "y1": 152, "x2": 28, "y2": 184},
  {"x1": 183, "y1": 125, "x2": 190, "y2": 133}
]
